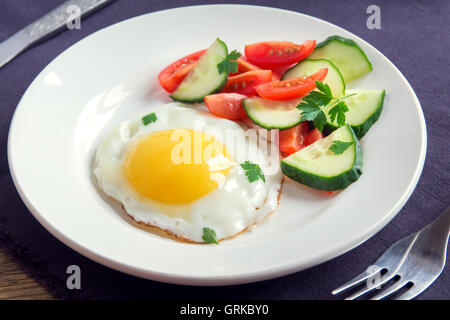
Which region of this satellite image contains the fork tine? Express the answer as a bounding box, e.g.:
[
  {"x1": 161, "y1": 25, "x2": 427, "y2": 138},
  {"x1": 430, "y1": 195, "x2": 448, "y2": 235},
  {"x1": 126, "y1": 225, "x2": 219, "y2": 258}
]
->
[
  {"x1": 370, "y1": 280, "x2": 408, "y2": 300},
  {"x1": 332, "y1": 266, "x2": 382, "y2": 295},
  {"x1": 394, "y1": 283, "x2": 426, "y2": 300},
  {"x1": 343, "y1": 272, "x2": 398, "y2": 300}
]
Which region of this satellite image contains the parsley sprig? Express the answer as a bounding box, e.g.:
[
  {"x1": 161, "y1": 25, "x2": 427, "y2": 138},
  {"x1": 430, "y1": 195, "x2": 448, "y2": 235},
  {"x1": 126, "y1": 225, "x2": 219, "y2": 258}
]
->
[
  {"x1": 297, "y1": 81, "x2": 355, "y2": 131},
  {"x1": 217, "y1": 50, "x2": 241, "y2": 74},
  {"x1": 240, "y1": 161, "x2": 265, "y2": 183},
  {"x1": 202, "y1": 227, "x2": 219, "y2": 244},
  {"x1": 329, "y1": 140, "x2": 353, "y2": 155}
]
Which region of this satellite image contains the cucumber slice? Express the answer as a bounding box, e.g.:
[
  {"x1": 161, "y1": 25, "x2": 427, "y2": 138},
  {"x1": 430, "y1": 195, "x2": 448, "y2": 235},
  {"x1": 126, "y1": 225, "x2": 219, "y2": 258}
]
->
[
  {"x1": 309, "y1": 35, "x2": 372, "y2": 82},
  {"x1": 171, "y1": 39, "x2": 228, "y2": 103},
  {"x1": 282, "y1": 59, "x2": 345, "y2": 97},
  {"x1": 281, "y1": 125, "x2": 362, "y2": 191},
  {"x1": 324, "y1": 89, "x2": 385, "y2": 139},
  {"x1": 243, "y1": 97, "x2": 302, "y2": 129}
]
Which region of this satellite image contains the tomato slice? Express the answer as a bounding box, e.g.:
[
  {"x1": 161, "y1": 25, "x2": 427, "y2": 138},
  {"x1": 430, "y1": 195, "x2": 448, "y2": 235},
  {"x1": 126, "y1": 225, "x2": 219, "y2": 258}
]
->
[
  {"x1": 222, "y1": 70, "x2": 272, "y2": 96},
  {"x1": 245, "y1": 40, "x2": 316, "y2": 68},
  {"x1": 255, "y1": 68, "x2": 328, "y2": 100},
  {"x1": 158, "y1": 49, "x2": 206, "y2": 92},
  {"x1": 229, "y1": 58, "x2": 262, "y2": 76},
  {"x1": 271, "y1": 64, "x2": 295, "y2": 80},
  {"x1": 204, "y1": 93, "x2": 248, "y2": 120},
  {"x1": 271, "y1": 73, "x2": 281, "y2": 81},
  {"x1": 304, "y1": 128, "x2": 324, "y2": 146},
  {"x1": 279, "y1": 122, "x2": 310, "y2": 155}
]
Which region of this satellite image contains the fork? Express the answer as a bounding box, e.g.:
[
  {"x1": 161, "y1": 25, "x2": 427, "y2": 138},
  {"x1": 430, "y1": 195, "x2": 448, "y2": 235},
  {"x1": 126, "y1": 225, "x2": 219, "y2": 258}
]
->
[{"x1": 332, "y1": 206, "x2": 450, "y2": 300}]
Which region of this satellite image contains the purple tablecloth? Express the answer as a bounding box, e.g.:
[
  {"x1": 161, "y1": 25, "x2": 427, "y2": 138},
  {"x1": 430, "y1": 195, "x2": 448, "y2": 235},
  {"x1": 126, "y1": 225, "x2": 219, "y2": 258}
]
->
[{"x1": 0, "y1": 0, "x2": 448, "y2": 299}]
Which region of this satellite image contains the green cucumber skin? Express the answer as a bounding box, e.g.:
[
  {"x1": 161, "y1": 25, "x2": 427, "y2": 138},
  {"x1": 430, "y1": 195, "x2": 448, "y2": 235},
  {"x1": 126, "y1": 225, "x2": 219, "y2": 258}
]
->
[
  {"x1": 315, "y1": 35, "x2": 373, "y2": 73},
  {"x1": 280, "y1": 125, "x2": 363, "y2": 191},
  {"x1": 242, "y1": 99, "x2": 302, "y2": 130},
  {"x1": 170, "y1": 39, "x2": 229, "y2": 103},
  {"x1": 281, "y1": 58, "x2": 346, "y2": 96},
  {"x1": 326, "y1": 90, "x2": 385, "y2": 139},
  {"x1": 170, "y1": 77, "x2": 228, "y2": 103}
]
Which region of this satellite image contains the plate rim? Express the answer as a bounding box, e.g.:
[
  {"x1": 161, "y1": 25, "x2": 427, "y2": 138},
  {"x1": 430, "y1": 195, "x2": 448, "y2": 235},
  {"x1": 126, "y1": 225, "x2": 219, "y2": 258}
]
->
[{"x1": 7, "y1": 4, "x2": 427, "y2": 286}]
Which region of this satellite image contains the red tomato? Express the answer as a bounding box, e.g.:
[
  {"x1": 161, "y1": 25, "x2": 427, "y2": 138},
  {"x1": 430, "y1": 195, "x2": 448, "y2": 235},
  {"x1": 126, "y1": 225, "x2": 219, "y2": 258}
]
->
[
  {"x1": 304, "y1": 128, "x2": 324, "y2": 146},
  {"x1": 222, "y1": 70, "x2": 272, "y2": 96},
  {"x1": 271, "y1": 73, "x2": 281, "y2": 81},
  {"x1": 230, "y1": 57, "x2": 262, "y2": 76},
  {"x1": 245, "y1": 40, "x2": 316, "y2": 68},
  {"x1": 271, "y1": 64, "x2": 295, "y2": 80},
  {"x1": 158, "y1": 49, "x2": 206, "y2": 92},
  {"x1": 279, "y1": 122, "x2": 310, "y2": 155},
  {"x1": 255, "y1": 68, "x2": 328, "y2": 100},
  {"x1": 204, "y1": 93, "x2": 248, "y2": 120}
]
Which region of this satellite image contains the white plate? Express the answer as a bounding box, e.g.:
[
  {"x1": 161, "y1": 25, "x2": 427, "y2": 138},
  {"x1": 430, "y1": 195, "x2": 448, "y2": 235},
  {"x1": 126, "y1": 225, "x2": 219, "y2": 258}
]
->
[{"x1": 8, "y1": 5, "x2": 426, "y2": 285}]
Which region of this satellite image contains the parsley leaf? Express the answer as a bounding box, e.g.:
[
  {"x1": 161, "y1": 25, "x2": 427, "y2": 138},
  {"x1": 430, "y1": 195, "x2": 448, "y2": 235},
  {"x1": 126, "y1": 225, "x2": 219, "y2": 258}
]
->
[
  {"x1": 296, "y1": 81, "x2": 354, "y2": 131},
  {"x1": 217, "y1": 50, "x2": 241, "y2": 74},
  {"x1": 297, "y1": 98, "x2": 327, "y2": 132},
  {"x1": 313, "y1": 111, "x2": 328, "y2": 132},
  {"x1": 306, "y1": 90, "x2": 333, "y2": 106},
  {"x1": 297, "y1": 99, "x2": 321, "y2": 120},
  {"x1": 202, "y1": 227, "x2": 219, "y2": 244},
  {"x1": 297, "y1": 97, "x2": 327, "y2": 131},
  {"x1": 329, "y1": 140, "x2": 353, "y2": 155},
  {"x1": 328, "y1": 101, "x2": 349, "y2": 127},
  {"x1": 315, "y1": 81, "x2": 333, "y2": 99},
  {"x1": 240, "y1": 161, "x2": 265, "y2": 183},
  {"x1": 141, "y1": 112, "x2": 157, "y2": 126}
]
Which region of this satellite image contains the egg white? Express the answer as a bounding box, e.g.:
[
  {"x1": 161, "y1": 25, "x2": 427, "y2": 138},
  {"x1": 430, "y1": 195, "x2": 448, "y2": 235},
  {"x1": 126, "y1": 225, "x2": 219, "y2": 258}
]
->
[{"x1": 94, "y1": 103, "x2": 283, "y2": 242}]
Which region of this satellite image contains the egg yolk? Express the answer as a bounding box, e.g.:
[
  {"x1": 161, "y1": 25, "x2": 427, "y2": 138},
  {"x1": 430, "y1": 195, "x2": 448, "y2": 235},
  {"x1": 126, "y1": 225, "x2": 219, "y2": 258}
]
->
[{"x1": 124, "y1": 129, "x2": 232, "y2": 204}]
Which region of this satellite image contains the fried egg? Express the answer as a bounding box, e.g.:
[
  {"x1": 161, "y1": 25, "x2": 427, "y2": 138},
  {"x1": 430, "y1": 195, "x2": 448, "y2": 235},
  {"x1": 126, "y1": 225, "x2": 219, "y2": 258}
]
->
[{"x1": 94, "y1": 103, "x2": 283, "y2": 243}]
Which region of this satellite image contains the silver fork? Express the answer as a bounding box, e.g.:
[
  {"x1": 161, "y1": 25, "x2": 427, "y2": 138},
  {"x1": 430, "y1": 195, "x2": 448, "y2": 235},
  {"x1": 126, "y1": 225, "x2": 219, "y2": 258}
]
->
[{"x1": 332, "y1": 206, "x2": 450, "y2": 300}]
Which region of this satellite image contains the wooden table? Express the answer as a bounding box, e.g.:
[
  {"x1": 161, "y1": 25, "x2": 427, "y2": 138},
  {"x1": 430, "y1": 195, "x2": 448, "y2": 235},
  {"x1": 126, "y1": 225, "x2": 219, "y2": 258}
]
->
[{"x1": 0, "y1": 248, "x2": 54, "y2": 299}]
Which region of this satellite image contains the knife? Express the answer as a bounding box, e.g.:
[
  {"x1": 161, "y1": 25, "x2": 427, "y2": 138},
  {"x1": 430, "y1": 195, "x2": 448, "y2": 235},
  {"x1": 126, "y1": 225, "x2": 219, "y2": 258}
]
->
[{"x1": 0, "y1": 0, "x2": 115, "y2": 69}]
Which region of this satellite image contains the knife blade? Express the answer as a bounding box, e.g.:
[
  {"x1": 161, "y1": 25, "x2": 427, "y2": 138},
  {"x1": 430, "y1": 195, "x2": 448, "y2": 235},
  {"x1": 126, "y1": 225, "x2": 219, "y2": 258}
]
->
[{"x1": 0, "y1": 0, "x2": 115, "y2": 69}]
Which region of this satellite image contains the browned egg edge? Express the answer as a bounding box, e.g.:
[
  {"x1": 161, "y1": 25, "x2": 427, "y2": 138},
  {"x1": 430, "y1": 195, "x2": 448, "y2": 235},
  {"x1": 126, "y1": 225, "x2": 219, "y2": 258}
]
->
[{"x1": 122, "y1": 177, "x2": 284, "y2": 244}]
